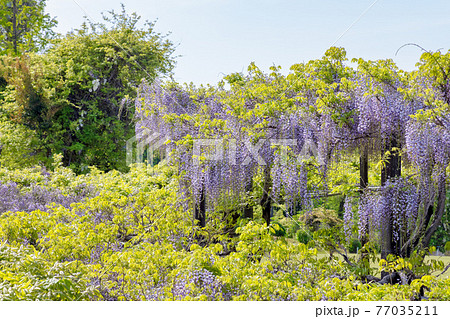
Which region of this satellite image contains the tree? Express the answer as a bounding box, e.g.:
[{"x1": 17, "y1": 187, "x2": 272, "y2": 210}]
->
[
  {"x1": 0, "y1": 6, "x2": 176, "y2": 172},
  {"x1": 0, "y1": 0, "x2": 57, "y2": 55},
  {"x1": 401, "y1": 51, "x2": 450, "y2": 253},
  {"x1": 136, "y1": 48, "x2": 449, "y2": 279}
]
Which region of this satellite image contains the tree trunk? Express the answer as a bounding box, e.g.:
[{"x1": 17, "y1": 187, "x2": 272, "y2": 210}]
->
[
  {"x1": 360, "y1": 144, "x2": 369, "y2": 191},
  {"x1": 194, "y1": 186, "x2": 206, "y2": 228},
  {"x1": 359, "y1": 144, "x2": 370, "y2": 263},
  {"x1": 380, "y1": 139, "x2": 401, "y2": 186},
  {"x1": 421, "y1": 174, "x2": 447, "y2": 248},
  {"x1": 380, "y1": 138, "x2": 401, "y2": 276},
  {"x1": 359, "y1": 144, "x2": 369, "y2": 245},
  {"x1": 260, "y1": 167, "x2": 272, "y2": 226},
  {"x1": 243, "y1": 175, "x2": 254, "y2": 219},
  {"x1": 12, "y1": 0, "x2": 18, "y2": 55}
]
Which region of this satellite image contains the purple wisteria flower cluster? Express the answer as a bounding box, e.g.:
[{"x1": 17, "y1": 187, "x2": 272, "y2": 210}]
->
[
  {"x1": 172, "y1": 268, "x2": 232, "y2": 300},
  {"x1": 0, "y1": 181, "x2": 89, "y2": 213},
  {"x1": 357, "y1": 177, "x2": 419, "y2": 244}
]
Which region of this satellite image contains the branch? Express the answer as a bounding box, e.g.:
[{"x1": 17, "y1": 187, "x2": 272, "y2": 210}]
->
[
  {"x1": 421, "y1": 174, "x2": 447, "y2": 247},
  {"x1": 395, "y1": 43, "x2": 448, "y2": 82},
  {"x1": 361, "y1": 275, "x2": 380, "y2": 283},
  {"x1": 377, "y1": 272, "x2": 408, "y2": 285},
  {"x1": 334, "y1": 243, "x2": 357, "y2": 268},
  {"x1": 437, "y1": 263, "x2": 450, "y2": 278}
]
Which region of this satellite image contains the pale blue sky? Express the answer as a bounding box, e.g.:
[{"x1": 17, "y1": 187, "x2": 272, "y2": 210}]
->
[{"x1": 46, "y1": 0, "x2": 450, "y2": 86}]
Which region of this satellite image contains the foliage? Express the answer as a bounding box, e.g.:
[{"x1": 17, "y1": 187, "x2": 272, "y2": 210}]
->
[
  {"x1": 0, "y1": 243, "x2": 96, "y2": 300},
  {"x1": 296, "y1": 229, "x2": 311, "y2": 245},
  {"x1": 348, "y1": 239, "x2": 362, "y2": 254},
  {"x1": 269, "y1": 222, "x2": 286, "y2": 237},
  {"x1": 430, "y1": 190, "x2": 450, "y2": 251},
  {"x1": 0, "y1": 117, "x2": 40, "y2": 168},
  {"x1": 0, "y1": 5, "x2": 175, "y2": 172},
  {"x1": 299, "y1": 208, "x2": 343, "y2": 232},
  {"x1": 0, "y1": 162, "x2": 447, "y2": 300},
  {"x1": 0, "y1": 0, "x2": 57, "y2": 55},
  {"x1": 445, "y1": 242, "x2": 450, "y2": 253},
  {"x1": 0, "y1": 45, "x2": 449, "y2": 300},
  {"x1": 134, "y1": 47, "x2": 449, "y2": 271}
]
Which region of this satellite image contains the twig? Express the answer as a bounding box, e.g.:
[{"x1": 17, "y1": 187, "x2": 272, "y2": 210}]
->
[
  {"x1": 333, "y1": 243, "x2": 357, "y2": 268},
  {"x1": 437, "y1": 263, "x2": 450, "y2": 278}
]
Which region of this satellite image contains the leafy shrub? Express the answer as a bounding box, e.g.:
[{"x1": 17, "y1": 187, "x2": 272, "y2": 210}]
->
[
  {"x1": 348, "y1": 239, "x2": 362, "y2": 253},
  {"x1": 269, "y1": 222, "x2": 286, "y2": 237},
  {"x1": 0, "y1": 161, "x2": 447, "y2": 301},
  {"x1": 445, "y1": 242, "x2": 450, "y2": 254},
  {"x1": 296, "y1": 229, "x2": 311, "y2": 244},
  {"x1": 299, "y1": 208, "x2": 343, "y2": 231},
  {"x1": 284, "y1": 218, "x2": 301, "y2": 238},
  {"x1": 0, "y1": 7, "x2": 176, "y2": 172},
  {"x1": 0, "y1": 244, "x2": 97, "y2": 300}
]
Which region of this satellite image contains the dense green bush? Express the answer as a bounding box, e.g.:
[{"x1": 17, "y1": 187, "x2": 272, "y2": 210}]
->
[
  {"x1": 0, "y1": 6, "x2": 175, "y2": 172},
  {"x1": 445, "y1": 242, "x2": 450, "y2": 254},
  {"x1": 348, "y1": 239, "x2": 362, "y2": 254},
  {"x1": 299, "y1": 208, "x2": 343, "y2": 231},
  {"x1": 297, "y1": 229, "x2": 311, "y2": 245},
  {"x1": 0, "y1": 244, "x2": 96, "y2": 300},
  {"x1": 269, "y1": 221, "x2": 286, "y2": 237}
]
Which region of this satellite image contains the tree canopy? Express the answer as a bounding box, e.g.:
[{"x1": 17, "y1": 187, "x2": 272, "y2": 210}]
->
[
  {"x1": 135, "y1": 47, "x2": 449, "y2": 269},
  {"x1": 0, "y1": 6, "x2": 176, "y2": 172},
  {"x1": 0, "y1": 0, "x2": 57, "y2": 55}
]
